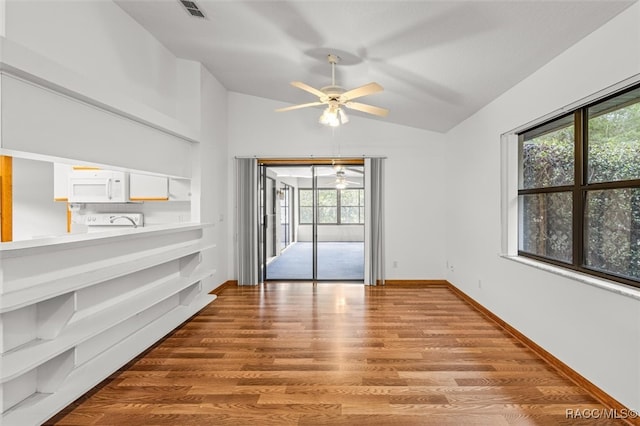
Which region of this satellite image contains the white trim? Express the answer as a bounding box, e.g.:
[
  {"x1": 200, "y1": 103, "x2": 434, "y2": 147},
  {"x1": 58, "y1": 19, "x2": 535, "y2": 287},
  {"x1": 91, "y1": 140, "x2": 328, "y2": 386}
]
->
[
  {"x1": 500, "y1": 133, "x2": 519, "y2": 256},
  {"x1": 501, "y1": 255, "x2": 640, "y2": 302}
]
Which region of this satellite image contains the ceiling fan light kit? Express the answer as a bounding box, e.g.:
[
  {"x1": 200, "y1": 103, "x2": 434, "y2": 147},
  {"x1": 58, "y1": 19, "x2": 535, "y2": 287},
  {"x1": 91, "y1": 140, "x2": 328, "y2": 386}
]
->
[
  {"x1": 319, "y1": 105, "x2": 348, "y2": 127},
  {"x1": 276, "y1": 54, "x2": 388, "y2": 127}
]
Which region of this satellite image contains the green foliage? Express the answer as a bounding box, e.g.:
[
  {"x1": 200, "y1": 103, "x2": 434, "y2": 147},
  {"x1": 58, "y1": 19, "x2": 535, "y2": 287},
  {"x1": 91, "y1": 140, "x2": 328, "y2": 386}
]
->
[
  {"x1": 318, "y1": 189, "x2": 337, "y2": 207},
  {"x1": 521, "y1": 192, "x2": 572, "y2": 263},
  {"x1": 585, "y1": 189, "x2": 640, "y2": 279},
  {"x1": 300, "y1": 190, "x2": 313, "y2": 207},
  {"x1": 589, "y1": 103, "x2": 640, "y2": 182},
  {"x1": 521, "y1": 125, "x2": 574, "y2": 189},
  {"x1": 341, "y1": 189, "x2": 360, "y2": 206}
]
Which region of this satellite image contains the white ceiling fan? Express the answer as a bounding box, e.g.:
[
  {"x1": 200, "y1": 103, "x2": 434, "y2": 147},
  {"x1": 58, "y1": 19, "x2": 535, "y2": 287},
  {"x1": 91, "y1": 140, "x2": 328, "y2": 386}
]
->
[
  {"x1": 331, "y1": 162, "x2": 362, "y2": 189},
  {"x1": 276, "y1": 54, "x2": 389, "y2": 126},
  {"x1": 333, "y1": 168, "x2": 361, "y2": 189}
]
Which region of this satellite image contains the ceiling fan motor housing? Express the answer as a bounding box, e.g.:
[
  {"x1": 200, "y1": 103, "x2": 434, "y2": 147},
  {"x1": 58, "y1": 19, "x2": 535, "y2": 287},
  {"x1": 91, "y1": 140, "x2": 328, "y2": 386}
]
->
[
  {"x1": 327, "y1": 53, "x2": 340, "y2": 65},
  {"x1": 320, "y1": 85, "x2": 345, "y2": 107}
]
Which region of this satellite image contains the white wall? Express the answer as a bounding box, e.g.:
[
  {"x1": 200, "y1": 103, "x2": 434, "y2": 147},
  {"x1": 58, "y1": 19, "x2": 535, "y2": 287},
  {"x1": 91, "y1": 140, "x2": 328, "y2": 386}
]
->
[
  {"x1": 5, "y1": 0, "x2": 179, "y2": 118},
  {"x1": 445, "y1": 3, "x2": 640, "y2": 411},
  {"x1": 297, "y1": 225, "x2": 364, "y2": 242},
  {"x1": 196, "y1": 65, "x2": 229, "y2": 289},
  {"x1": 228, "y1": 92, "x2": 447, "y2": 280}
]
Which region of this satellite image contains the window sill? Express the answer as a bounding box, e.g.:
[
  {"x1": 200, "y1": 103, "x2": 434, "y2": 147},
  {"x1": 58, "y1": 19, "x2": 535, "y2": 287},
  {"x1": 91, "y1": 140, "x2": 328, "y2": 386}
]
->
[{"x1": 500, "y1": 254, "x2": 640, "y2": 302}]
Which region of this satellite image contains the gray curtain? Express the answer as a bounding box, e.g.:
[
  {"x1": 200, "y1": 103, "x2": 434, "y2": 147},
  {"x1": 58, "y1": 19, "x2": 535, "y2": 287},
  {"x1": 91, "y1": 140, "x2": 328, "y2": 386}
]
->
[
  {"x1": 235, "y1": 158, "x2": 259, "y2": 285},
  {"x1": 369, "y1": 158, "x2": 385, "y2": 285}
]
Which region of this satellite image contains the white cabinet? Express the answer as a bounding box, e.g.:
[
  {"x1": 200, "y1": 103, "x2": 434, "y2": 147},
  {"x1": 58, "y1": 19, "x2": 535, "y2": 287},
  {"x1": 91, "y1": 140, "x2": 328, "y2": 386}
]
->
[
  {"x1": 169, "y1": 178, "x2": 191, "y2": 201},
  {"x1": 53, "y1": 164, "x2": 73, "y2": 201},
  {"x1": 129, "y1": 173, "x2": 169, "y2": 201},
  {"x1": 130, "y1": 174, "x2": 190, "y2": 202}
]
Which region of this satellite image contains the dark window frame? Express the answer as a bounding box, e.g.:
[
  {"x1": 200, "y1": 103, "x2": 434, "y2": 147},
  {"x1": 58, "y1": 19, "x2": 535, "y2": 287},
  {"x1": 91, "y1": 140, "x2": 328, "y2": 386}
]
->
[
  {"x1": 298, "y1": 188, "x2": 365, "y2": 225},
  {"x1": 518, "y1": 83, "x2": 640, "y2": 289}
]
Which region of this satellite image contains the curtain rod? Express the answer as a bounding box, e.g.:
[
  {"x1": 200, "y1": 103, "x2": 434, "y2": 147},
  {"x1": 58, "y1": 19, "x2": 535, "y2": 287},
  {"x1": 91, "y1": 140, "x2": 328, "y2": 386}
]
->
[{"x1": 234, "y1": 155, "x2": 388, "y2": 159}]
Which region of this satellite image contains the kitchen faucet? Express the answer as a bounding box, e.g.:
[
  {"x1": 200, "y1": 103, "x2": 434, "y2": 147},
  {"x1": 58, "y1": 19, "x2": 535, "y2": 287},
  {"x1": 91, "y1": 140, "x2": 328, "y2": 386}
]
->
[{"x1": 109, "y1": 215, "x2": 138, "y2": 228}]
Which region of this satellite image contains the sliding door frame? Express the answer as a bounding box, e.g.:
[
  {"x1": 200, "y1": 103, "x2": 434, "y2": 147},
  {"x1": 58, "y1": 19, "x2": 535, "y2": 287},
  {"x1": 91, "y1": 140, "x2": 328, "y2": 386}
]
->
[
  {"x1": 312, "y1": 164, "x2": 318, "y2": 280},
  {"x1": 258, "y1": 158, "x2": 366, "y2": 282}
]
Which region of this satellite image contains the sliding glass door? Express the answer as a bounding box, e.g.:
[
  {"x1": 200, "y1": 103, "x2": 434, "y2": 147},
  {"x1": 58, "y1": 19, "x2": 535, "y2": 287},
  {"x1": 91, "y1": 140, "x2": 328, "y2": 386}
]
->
[
  {"x1": 260, "y1": 164, "x2": 314, "y2": 280},
  {"x1": 314, "y1": 165, "x2": 365, "y2": 280},
  {"x1": 259, "y1": 162, "x2": 364, "y2": 282}
]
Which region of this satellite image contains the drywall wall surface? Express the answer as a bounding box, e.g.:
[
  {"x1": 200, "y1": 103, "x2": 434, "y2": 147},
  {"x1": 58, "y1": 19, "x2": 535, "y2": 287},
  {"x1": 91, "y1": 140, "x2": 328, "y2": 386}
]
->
[
  {"x1": 1, "y1": 1, "x2": 201, "y2": 176},
  {"x1": 196, "y1": 65, "x2": 229, "y2": 289},
  {"x1": 5, "y1": 0, "x2": 179, "y2": 119},
  {"x1": 445, "y1": 3, "x2": 640, "y2": 410},
  {"x1": 297, "y1": 225, "x2": 364, "y2": 242},
  {"x1": 228, "y1": 92, "x2": 447, "y2": 280}
]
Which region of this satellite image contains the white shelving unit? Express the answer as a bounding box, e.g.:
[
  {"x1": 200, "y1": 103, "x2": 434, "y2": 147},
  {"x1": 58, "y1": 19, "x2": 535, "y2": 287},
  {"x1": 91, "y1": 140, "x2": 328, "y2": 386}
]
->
[
  {"x1": 0, "y1": 225, "x2": 216, "y2": 425},
  {"x1": 0, "y1": 36, "x2": 216, "y2": 426}
]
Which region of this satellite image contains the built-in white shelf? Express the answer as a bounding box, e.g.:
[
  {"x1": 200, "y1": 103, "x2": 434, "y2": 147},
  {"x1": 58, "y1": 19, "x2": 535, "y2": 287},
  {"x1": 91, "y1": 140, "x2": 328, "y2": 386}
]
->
[
  {"x1": 2, "y1": 293, "x2": 215, "y2": 426},
  {"x1": 1, "y1": 268, "x2": 214, "y2": 383},
  {"x1": 0, "y1": 224, "x2": 218, "y2": 424},
  {"x1": 0, "y1": 225, "x2": 210, "y2": 313}
]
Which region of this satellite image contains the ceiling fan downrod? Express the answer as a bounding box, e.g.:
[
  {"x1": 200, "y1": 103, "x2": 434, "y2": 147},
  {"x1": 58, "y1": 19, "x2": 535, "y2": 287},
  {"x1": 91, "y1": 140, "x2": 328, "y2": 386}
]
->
[{"x1": 328, "y1": 54, "x2": 340, "y2": 87}]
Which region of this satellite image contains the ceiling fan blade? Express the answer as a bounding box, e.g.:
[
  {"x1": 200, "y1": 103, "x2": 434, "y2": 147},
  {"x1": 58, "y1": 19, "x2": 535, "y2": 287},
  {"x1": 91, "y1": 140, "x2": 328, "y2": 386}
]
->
[
  {"x1": 333, "y1": 179, "x2": 362, "y2": 186},
  {"x1": 345, "y1": 102, "x2": 389, "y2": 117},
  {"x1": 340, "y1": 82, "x2": 383, "y2": 102},
  {"x1": 346, "y1": 167, "x2": 364, "y2": 174},
  {"x1": 291, "y1": 81, "x2": 326, "y2": 98},
  {"x1": 275, "y1": 101, "x2": 324, "y2": 112}
]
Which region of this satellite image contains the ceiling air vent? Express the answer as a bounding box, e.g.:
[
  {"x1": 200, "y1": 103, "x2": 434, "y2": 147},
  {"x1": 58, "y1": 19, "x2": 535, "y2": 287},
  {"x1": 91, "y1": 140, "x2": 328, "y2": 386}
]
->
[{"x1": 179, "y1": 0, "x2": 206, "y2": 19}]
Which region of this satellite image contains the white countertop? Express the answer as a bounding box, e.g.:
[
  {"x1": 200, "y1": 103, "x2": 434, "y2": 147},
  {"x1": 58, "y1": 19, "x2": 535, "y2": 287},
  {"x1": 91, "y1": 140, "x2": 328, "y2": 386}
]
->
[{"x1": 0, "y1": 223, "x2": 212, "y2": 257}]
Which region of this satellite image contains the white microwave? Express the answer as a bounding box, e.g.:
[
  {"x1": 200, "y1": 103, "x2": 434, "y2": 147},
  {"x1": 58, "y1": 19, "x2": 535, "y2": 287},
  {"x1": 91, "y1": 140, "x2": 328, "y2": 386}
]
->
[{"x1": 68, "y1": 170, "x2": 129, "y2": 203}]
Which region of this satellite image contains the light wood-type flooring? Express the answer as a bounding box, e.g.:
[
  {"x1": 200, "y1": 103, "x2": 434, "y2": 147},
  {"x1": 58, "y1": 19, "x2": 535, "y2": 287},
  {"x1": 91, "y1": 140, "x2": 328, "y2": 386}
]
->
[{"x1": 47, "y1": 283, "x2": 625, "y2": 425}]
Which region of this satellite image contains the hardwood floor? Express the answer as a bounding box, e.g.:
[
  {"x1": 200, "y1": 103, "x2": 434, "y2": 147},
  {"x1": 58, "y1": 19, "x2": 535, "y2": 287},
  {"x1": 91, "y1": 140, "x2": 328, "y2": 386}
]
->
[{"x1": 46, "y1": 283, "x2": 628, "y2": 425}]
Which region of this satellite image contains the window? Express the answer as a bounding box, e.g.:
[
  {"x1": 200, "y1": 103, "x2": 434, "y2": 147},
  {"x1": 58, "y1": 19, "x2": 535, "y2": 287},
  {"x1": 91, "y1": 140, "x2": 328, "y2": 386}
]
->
[
  {"x1": 299, "y1": 189, "x2": 313, "y2": 224},
  {"x1": 318, "y1": 189, "x2": 337, "y2": 224},
  {"x1": 340, "y1": 188, "x2": 365, "y2": 224},
  {"x1": 299, "y1": 188, "x2": 365, "y2": 225},
  {"x1": 518, "y1": 84, "x2": 640, "y2": 288}
]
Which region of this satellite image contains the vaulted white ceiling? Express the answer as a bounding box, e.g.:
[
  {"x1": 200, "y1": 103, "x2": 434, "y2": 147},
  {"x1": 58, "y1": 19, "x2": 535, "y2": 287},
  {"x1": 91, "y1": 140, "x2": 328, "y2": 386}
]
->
[{"x1": 116, "y1": 0, "x2": 634, "y2": 133}]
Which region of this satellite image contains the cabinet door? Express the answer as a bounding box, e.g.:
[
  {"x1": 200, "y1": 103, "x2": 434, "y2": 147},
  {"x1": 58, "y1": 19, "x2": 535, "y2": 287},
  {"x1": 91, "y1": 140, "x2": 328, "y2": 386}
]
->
[
  {"x1": 54, "y1": 164, "x2": 73, "y2": 201},
  {"x1": 129, "y1": 174, "x2": 168, "y2": 201},
  {"x1": 168, "y1": 178, "x2": 191, "y2": 201}
]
